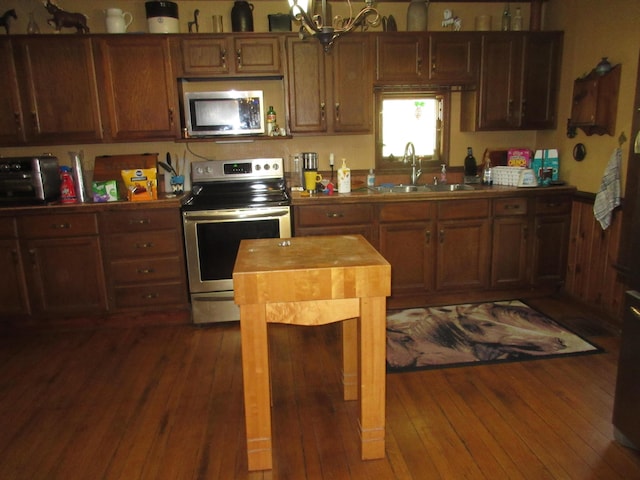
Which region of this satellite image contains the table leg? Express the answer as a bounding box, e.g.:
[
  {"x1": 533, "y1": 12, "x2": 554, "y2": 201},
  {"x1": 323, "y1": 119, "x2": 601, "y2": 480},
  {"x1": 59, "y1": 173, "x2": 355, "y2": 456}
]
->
[
  {"x1": 342, "y1": 317, "x2": 358, "y2": 401},
  {"x1": 358, "y1": 296, "x2": 386, "y2": 460},
  {"x1": 239, "y1": 303, "x2": 273, "y2": 471}
]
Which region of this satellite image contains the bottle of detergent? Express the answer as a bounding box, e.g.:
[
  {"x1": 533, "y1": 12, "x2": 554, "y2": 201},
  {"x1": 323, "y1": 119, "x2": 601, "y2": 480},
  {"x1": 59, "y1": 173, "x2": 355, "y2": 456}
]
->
[
  {"x1": 337, "y1": 158, "x2": 351, "y2": 193},
  {"x1": 59, "y1": 166, "x2": 77, "y2": 203}
]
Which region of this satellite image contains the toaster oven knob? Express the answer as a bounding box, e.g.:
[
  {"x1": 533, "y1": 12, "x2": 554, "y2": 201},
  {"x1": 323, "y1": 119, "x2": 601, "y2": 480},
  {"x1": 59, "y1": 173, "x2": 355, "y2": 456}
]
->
[
  {"x1": 263, "y1": 164, "x2": 269, "y2": 171},
  {"x1": 255, "y1": 164, "x2": 261, "y2": 171},
  {"x1": 272, "y1": 163, "x2": 279, "y2": 171}
]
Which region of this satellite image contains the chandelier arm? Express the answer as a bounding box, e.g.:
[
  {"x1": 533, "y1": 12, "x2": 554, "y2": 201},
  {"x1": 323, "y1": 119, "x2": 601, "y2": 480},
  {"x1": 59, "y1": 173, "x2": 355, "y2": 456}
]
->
[{"x1": 290, "y1": 4, "x2": 321, "y2": 34}]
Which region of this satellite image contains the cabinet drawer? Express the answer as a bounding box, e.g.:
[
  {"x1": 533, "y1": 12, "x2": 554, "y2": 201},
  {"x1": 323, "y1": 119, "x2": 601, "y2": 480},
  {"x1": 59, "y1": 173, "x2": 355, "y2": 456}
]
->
[
  {"x1": 109, "y1": 256, "x2": 184, "y2": 286},
  {"x1": 19, "y1": 213, "x2": 98, "y2": 238},
  {"x1": 378, "y1": 202, "x2": 434, "y2": 222},
  {"x1": 493, "y1": 197, "x2": 528, "y2": 216},
  {"x1": 106, "y1": 230, "x2": 182, "y2": 259},
  {"x1": 534, "y1": 196, "x2": 572, "y2": 215},
  {"x1": 0, "y1": 217, "x2": 17, "y2": 237},
  {"x1": 112, "y1": 282, "x2": 187, "y2": 310},
  {"x1": 438, "y1": 199, "x2": 490, "y2": 220},
  {"x1": 102, "y1": 209, "x2": 179, "y2": 233},
  {"x1": 296, "y1": 204, "x2": 373, "y2": 227}
]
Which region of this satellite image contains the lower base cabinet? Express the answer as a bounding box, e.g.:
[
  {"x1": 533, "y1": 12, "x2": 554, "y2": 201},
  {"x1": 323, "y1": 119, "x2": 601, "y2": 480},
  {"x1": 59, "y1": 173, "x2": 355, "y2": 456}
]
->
[{"x1": 0, "y1": 231, "x2": 30, "y2": 317}]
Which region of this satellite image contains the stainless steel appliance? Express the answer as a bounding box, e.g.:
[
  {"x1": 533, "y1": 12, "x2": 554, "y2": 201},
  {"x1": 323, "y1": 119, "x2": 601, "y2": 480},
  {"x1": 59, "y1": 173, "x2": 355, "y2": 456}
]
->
[
  {"x1": 182, "y1": 158, "x2": 291, "y2": 324},
  {"x1": 0, "y1": 155, "x2": 61, "y2": 206}
]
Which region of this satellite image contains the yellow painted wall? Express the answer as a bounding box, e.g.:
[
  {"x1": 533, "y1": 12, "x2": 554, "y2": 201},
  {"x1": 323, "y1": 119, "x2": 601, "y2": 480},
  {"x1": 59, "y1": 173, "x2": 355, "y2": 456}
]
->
[{"x1": 0, "y1": 0, "x2": 637, "y2": 193}]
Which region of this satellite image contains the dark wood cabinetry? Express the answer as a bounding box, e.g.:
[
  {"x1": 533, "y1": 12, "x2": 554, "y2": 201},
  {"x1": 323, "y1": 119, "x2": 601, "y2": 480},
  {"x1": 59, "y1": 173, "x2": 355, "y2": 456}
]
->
[
  {"x1": 376, "y1": 33, "x2": 426, "y2": 84},
  {"x1": 178, "y1": 35, "x2": 282, "y2": 76},
  {"x1": 286, "y1": 35, "x2": 372, "y2": 134},
  {"x1": 427, "y1": 32, "x2": 479, "y2": 85},
  {"x1": 293, "y1": 203, "x2": 375, "y2": 243},
  {"x1": 461, "y1": 32, "x2": 562, "y2": 131},
  {"x1": 0, "y1": 38, "x2": 25, "y2": 145},
  {"x1": 531, "y1": 195, "x2": 571, "y2": 286},
  {"x1": 0, "y1": 217, "x2": 29, "y2": 317},
  {"x1": 18, "y1": 212, "x2": 108, "y2": 316},
  {"x1": 491, "y1": 197, "x2": 529, "y2": 289},
  {"x1": 12, "y1": 35, "x2": 103, "y2": 145},
  {"x1": 95, "y1": 35, "x2": 178, "y2": 141},
  {"x1": 101, "y1": 207, "x2": 188, "y2": 312},
  {"x1": 569, "y1": 64, "x2": 621, "y2": 136}
]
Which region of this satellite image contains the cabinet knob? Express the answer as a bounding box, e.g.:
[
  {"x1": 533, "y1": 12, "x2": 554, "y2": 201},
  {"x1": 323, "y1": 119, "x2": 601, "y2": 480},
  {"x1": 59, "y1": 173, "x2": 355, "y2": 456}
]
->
[
  {"x1": 326, "y1": 211, "x2": 344, "y2": 218},
  {"x1": 129, "y1": 218, "x2": 151, "y2": 225},
  {"x1": 51, "y1": 223, "x2": 71, "y2": 229},
  {"x1": 137, "y1": 268, "x2": 155, "y2": 274},
  {"x1": 335, "y1": 102, "x2": 340, "y2": 121},
  {"x1": 236, "y1": 49, "x2": 242, "y2": 67},
  {"x1": 425, "y1": 230, "x2": 431, "y2": 244},
  {"x1": 220, "y1": 49, "x2": 227, "y2": 67},
  {"x1": 135, "y1": 242, "x2": 154, "y2": 249}
]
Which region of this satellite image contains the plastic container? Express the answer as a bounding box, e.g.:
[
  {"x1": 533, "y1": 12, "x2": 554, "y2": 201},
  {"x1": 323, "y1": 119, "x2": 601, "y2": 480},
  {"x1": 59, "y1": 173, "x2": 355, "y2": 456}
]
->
[
  {"x1": 337, "y1": 158, "x2": 351, "y2": 193},
  {"x1": 59, "y1": 166, "x2": 77, "y2": 203},
  {"x1": 367, "y1": 168, "x2": 375, "y2": 188}
]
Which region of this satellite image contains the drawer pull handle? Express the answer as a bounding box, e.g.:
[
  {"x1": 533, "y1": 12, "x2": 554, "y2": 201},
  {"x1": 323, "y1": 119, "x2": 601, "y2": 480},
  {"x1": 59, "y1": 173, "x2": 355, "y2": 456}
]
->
[
  {"x1": 136, "y1": 242, "x2": 154, "y2": 249},
  {"x1": 51, "y1": 223, "x2": 71, "y2": 229},
  {"x1": 142, "y1": 293, "x2": 159, "y2": 299},
  {"x1": 137, "y1": 268, "x2": 155, "y2": 274},
  {"x1": 130, "y1": 219, "x2": 151, "y2": 225},
  {"x1": 505, "y1": 204, "x2": 520, "y2": 210},
  {"x1": 326, "y1": 212, "x2": 344, "y2": 218},
  {"x1": 425, "y1": 230, "x2": 431, "y2": 244},
  {"x1": 631, "y1": 306, "x2": 640, "y2": 318}
]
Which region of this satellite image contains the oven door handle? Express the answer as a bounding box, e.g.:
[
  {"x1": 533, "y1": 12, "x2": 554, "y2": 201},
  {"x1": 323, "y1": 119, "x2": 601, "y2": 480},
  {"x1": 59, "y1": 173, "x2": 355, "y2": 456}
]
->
[{"x1": 183, "y1": 208, "x2": 290, "y2": 223}]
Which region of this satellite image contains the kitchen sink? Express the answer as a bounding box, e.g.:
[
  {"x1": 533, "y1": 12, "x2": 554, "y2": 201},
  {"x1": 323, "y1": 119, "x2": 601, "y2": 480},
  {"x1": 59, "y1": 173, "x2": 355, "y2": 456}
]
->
[{"x1": 372, "y1": 183, "x2": 474, "y2": 194}]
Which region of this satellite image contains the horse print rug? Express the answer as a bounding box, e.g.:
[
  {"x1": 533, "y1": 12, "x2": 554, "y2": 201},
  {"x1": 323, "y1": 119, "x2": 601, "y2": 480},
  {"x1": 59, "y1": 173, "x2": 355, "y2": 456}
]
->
[{"x1": 386, "y1": 300, "x2": 602, "y2": 372}]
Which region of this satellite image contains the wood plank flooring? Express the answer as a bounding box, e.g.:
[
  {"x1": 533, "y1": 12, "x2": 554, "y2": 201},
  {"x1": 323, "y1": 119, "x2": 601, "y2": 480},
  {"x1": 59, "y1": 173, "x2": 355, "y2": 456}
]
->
[{"x1": 1, "y1": 295, "x2": 639, "y2": 479}]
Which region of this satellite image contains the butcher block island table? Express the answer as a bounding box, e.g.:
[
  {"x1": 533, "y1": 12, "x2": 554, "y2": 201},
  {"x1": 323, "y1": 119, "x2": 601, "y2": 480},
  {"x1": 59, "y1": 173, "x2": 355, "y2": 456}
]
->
[{"x1": 233, "y1": 234, "x2": 391, "y2": 471}]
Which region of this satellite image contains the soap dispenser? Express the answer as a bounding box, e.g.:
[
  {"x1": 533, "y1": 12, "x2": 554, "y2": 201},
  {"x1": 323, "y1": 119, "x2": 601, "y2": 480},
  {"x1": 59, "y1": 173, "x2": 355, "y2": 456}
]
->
[
  {"x1": 367, "y1": 168, "x2": 376, "y2": 187},
  {"x1": 440, "y1": 164, "x2": 447, "y2": 184}
]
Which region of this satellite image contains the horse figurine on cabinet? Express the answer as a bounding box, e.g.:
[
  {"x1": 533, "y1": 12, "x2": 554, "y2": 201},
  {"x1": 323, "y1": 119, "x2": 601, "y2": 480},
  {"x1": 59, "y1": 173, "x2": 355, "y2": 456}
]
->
[
  {"x1": 44, "y1": 0, "x2": 89, "y2": 33},
  {"x1": 0, "y1": 9, "x2": 17, "y2": 34}
]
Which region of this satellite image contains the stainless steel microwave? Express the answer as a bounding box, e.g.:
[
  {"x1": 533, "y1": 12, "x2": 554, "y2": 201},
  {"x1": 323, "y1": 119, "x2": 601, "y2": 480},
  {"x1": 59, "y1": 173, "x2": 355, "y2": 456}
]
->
[{"x1": 183, "y1": 90, "x2": 264, "y2": 137}]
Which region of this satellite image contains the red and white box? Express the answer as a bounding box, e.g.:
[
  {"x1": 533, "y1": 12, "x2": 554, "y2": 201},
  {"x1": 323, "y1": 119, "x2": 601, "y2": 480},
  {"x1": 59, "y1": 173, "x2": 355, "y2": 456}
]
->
[{"x1": 507, "y1": 149, "x2": 532, "y2": 168}]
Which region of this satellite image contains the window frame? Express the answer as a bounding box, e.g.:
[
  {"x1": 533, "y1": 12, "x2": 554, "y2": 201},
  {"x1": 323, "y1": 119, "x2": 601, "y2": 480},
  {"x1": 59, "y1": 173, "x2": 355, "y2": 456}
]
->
[{"x1": 374, "y1": 89, "x2": 451, "y2": 173}]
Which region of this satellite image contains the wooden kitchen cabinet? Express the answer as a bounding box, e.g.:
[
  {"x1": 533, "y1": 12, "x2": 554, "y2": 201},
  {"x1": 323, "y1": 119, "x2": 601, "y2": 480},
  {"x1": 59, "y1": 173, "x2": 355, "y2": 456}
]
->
[
  {"x1": 12, "y1": 35, "x2": 103, "y2": 145},
  {"x1": 0, "y1": 38, "x2": 25, "y2": 146},
  {"x1": 375, "y1": 33, "x2": 426, "y2": 84},
  {"x1": 18, "y1": 212, "x2": 108, "y2": 317},
  {"x1": 491, "y1": 196, "x2": 529, "y2": 288},
  {"x1": 177, "y1": 35, "x2": 283, "y2": 77},
  {"x1": 427, "y1": 32, "x2": 479, "y2": 85},
  {"x1": 293, "y1": 203, "x2": 375, "y2": 244},
  {"x1": 461, "y1": 32, "x2": 562, "y2": 131},
  {"x1": 378, "y1": 202, "x2": 435, "y2": 296},
  {"x1": 286, "y1": 34, "x2": 372, "y2": 133},
  {"x1": 435, "y1": 199, "x2": 491, "y2": 291},
  {"x1": 531, "y1": 195, "x2": 571, "y2": 286},
  {"x1": 94, "y1": 35, "x2": 178, "y2": 141},
  {"x1": 100, "y1": 207, "x2": 188, "y2": 312},
  {"x1": 0, "y1": 217, "x2": 30, "y2": 317}
]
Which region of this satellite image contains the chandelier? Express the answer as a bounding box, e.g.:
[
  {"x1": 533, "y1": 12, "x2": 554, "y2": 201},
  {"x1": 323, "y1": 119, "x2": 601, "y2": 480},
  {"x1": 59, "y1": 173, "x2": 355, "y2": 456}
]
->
[{"x1": 288, "y1": 0, "x2": 380, "y2": 52}]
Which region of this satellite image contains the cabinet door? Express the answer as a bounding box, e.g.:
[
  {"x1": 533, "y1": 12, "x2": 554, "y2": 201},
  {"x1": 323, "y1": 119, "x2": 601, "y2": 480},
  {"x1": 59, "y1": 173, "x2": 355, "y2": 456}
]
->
[
  {"x1": 375, "y1": 34, "x2": 426, "y2": 84},
  {"x1": 331, "y1": 35, "x2": 372, "y2": 133},
  {"x1": 436, "y1": 218, "x2": 491, "y2": 291},
  {"x1": 0, "y1": 38, "x2": 25, "y2": 145},
  {"x1": 380, "y1": 222, "x2": 434, "y2": 294},
  {"x1": 180, "y1": 36, "x2": 230, "y2": 76},
  {"x1": 491, "y1": 216, "x2": 529, "y2": 288},
  {"x1": 531, "y1": 214, "x2": 570, "y2": 286},
  {"x1": 286, "y1": 37, "x2": 327, "y2": 133},
  {"x1": 428, "y1": 32, "x2": 479, "y2": 84},
  {"x1": 234, "y1": 36, "x2": 282, "y2": 74},
  {"x1": 0, "y1": 238, "x2": 30, "y2": 317},
  {"x1": 521, "y1": 32, "x2": 562, "y2": 129},
  {"x1": 23, "y1": 236, "x2": 107, "y2": 315},
  {"x1": 13, "y1": 36, "x2": 103, "y2": 144},
  {"x1": 96, "y1": 36, "x2": 178, "y2": 141},
  {"x1": 477, "y1": 33, "x2": 524, "y2": 130}
]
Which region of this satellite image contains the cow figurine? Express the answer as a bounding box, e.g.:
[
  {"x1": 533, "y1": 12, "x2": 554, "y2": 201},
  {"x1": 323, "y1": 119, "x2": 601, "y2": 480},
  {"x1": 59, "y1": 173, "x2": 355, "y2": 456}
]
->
[{"x1": 44, "y1": 0, "x2": 89, "y2": 33}]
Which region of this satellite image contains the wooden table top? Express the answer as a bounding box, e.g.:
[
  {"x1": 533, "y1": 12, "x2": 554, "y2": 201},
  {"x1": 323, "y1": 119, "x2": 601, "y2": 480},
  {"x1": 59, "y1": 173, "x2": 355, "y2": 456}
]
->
[{"x1": 233, "y1": 235, "x2": 391, "y2": 305}]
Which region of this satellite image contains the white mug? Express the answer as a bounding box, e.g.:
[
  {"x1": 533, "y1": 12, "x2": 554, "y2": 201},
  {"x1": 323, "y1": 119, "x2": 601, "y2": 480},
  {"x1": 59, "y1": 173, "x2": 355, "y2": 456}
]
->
[{"x1": 105, "y1": 8, "x2": 133, "y2": 33}]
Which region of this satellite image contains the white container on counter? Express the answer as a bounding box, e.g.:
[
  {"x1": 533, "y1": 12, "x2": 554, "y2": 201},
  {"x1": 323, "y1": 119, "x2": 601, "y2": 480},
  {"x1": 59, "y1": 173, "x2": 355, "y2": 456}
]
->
[{"x1": 337, "y1": 158, "x2": 351, "y2": 193}]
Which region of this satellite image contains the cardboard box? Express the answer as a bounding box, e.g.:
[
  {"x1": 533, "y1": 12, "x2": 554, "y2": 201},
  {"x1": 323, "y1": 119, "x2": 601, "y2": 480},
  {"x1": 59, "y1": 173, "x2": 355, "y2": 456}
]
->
[
  {"x1": 532, "y1": 149, "x2": 559, "y2": 185},
  {"x1": 507, "y1": 149, "x2": 531, "y2": 168}
]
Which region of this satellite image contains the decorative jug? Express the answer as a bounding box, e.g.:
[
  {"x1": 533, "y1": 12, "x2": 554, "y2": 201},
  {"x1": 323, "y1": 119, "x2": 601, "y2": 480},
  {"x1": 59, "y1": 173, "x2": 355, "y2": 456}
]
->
[
  {"x1": 105, "y1": 8, "x2": 133, "y2": 33},
  {"x1": 407, "y1": 0, "x2": 429, "y2": 31},
  {"x1": 231, "y1": 1, "x2": 254, "y2": 32}
]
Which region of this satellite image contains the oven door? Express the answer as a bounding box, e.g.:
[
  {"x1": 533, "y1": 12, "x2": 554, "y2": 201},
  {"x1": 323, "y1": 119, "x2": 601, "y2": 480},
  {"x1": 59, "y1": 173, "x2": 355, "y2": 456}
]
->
[{"x1": 182, "y1": 206, "x2": 291, "y2": 323}]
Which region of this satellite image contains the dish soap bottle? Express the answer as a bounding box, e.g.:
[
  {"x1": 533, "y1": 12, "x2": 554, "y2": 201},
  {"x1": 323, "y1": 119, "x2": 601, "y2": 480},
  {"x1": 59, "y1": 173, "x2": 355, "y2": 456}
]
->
[
  {"x1": 59, "y1": 166, "x2": 77, "y2": 203},
  {"x1": 338, "y1": 158, "x2": 351, "y2": 193},
  {"x1": 367, "y1": 168, "x2": 376, "y2": 188},
  {"x1": 440, "y1": 164, "x2": 447, "y2": 184}
]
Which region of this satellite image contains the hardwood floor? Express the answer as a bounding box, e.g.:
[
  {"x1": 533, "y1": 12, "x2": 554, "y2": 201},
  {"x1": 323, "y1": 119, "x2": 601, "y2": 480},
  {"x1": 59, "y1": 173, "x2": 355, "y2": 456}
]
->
[{"x1": 1, "y1": 296, "x2": 639, "y2": 479}]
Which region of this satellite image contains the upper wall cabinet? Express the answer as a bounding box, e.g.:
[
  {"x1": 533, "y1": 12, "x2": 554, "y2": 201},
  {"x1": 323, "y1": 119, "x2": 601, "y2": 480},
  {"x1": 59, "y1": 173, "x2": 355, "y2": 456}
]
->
[
  {"x1": 461, "y1": 31, "x2": 563, "y2": 131},
  {"x1": 12, "y1": 36, "x2": 104, "y2": 145},
  {"x1": 376, "y1": 33, "x2": 426, "y2": 84},
  {"x1": 0, "y1": 39, "x2": 25, "y2": 146},
  {"x1": 94, "y1": 35, "x2": 178, "y2": 141},
  {"x1": 286, "y1": 34, "x2": 373, "y2": 134},
  {"x1": 177, "y1": 35, "x2": 283, "y2": 77},
  {"x1": 569, "y1": 64, "x2": 621, "y2": 136},
  {"x1": 427, "y1": 32, "x2": 479, "y2": 85}
]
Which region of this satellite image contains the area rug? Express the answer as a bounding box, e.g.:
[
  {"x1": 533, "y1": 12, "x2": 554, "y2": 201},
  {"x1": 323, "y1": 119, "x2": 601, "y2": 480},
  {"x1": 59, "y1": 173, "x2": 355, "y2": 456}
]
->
[{"x1": 386, "y1": 300, "x2": 603, "y2": 373}]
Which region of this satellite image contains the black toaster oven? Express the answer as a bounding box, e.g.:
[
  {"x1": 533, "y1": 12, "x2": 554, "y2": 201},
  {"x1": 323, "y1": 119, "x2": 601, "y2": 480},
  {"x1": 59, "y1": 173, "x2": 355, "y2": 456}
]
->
[{"x1": 0, "y1": 155, "x2": 61, "y2": 206}]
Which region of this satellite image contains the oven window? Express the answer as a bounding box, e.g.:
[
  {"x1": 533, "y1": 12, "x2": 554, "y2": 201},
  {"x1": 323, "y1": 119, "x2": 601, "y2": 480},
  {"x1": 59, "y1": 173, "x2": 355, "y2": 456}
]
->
[{"x1": 196, "y1": 218, "x2": 280, "y2": 281}]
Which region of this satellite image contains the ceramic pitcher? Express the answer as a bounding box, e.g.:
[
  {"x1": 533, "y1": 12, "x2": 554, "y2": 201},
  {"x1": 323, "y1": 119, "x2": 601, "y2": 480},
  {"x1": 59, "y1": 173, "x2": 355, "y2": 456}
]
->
[{"x1": 105, "y1": 8, "x2": 133, "y2": 33}]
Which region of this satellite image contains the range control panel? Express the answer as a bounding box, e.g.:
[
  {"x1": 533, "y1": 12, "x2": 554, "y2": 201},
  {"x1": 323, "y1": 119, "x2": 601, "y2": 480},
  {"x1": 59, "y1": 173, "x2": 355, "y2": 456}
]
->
[{"x1": 191, "y1": 158, "x2": 283, "y2": 183}]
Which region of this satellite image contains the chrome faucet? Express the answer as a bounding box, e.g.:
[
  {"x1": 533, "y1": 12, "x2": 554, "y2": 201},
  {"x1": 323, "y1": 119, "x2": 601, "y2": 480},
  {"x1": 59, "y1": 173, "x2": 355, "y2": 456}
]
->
[{"x1": 403, "y1": 142, "x2": 422, "y2": 185}]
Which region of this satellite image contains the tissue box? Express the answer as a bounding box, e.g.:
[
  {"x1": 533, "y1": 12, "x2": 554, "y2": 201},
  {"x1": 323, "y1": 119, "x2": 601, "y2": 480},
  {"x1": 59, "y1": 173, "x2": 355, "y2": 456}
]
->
[
  {"x1": 532, "y1": 149, "x2": 559, "y2": 184},
  {"x1": 92, "y1": 180, "x2": 118, "y2": 202}
]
